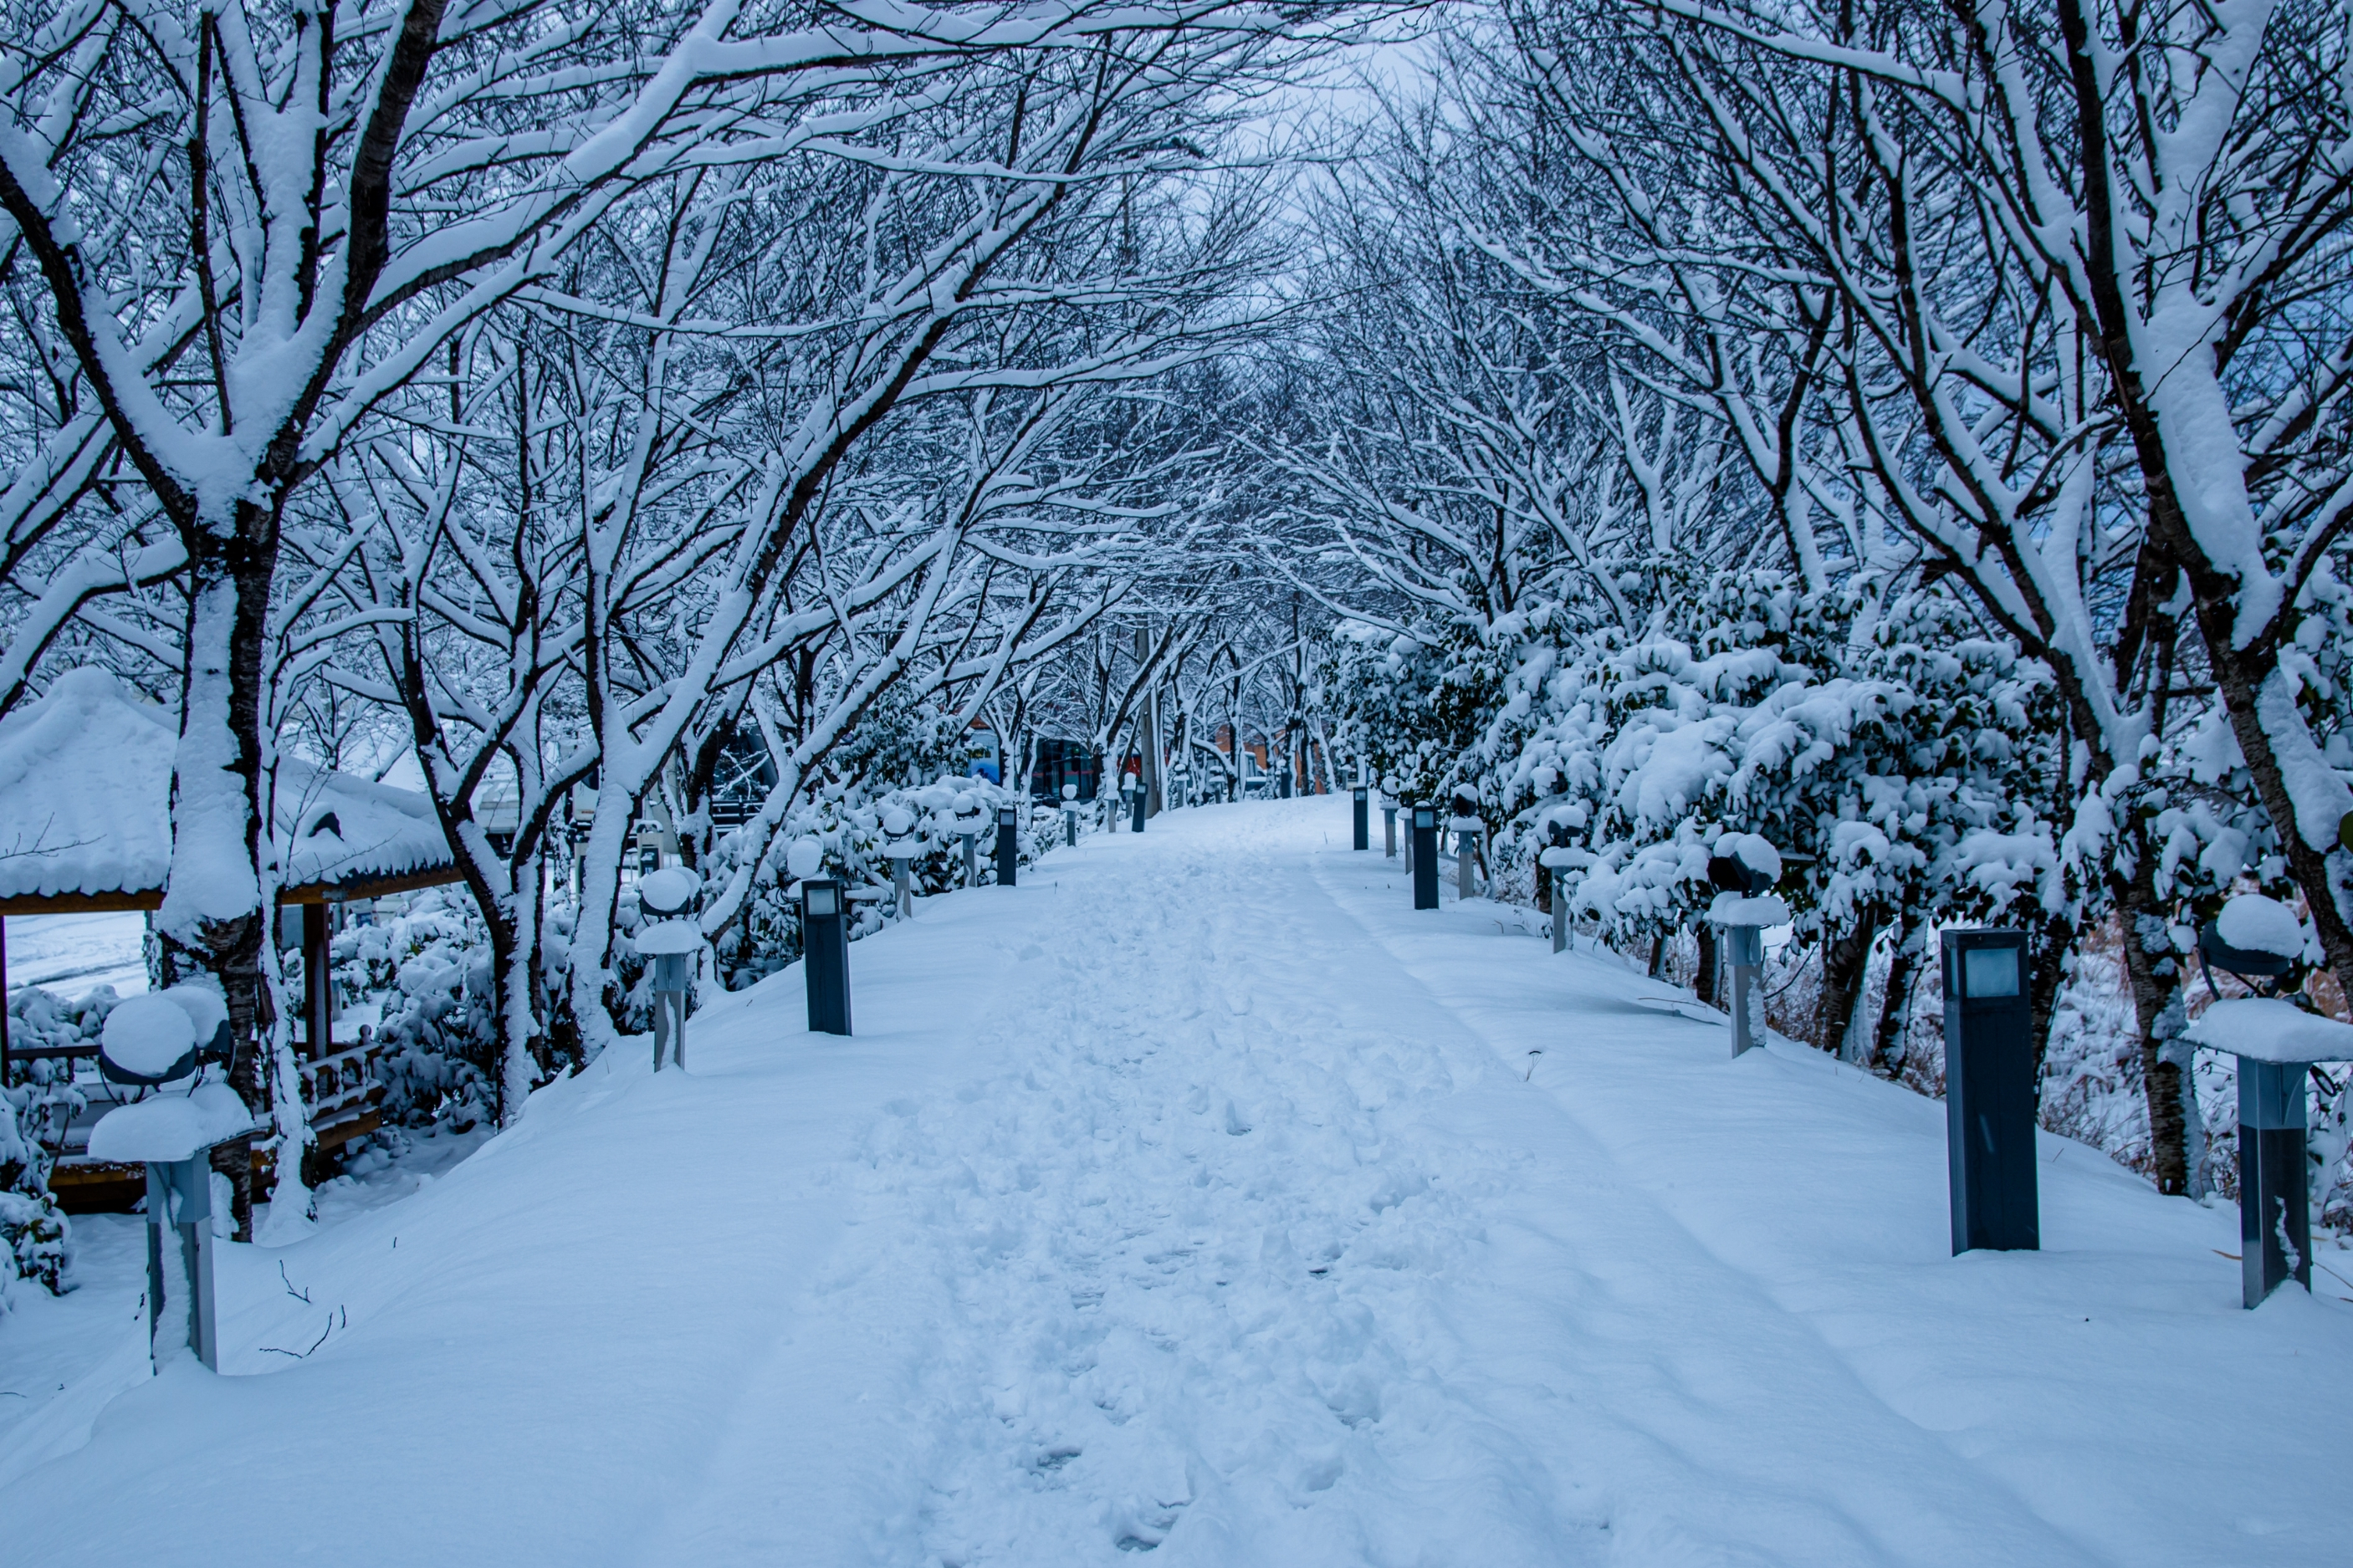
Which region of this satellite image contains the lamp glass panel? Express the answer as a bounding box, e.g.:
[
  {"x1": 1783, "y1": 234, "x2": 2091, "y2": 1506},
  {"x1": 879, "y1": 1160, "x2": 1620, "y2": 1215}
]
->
[
  {"x1": 805, "y1": 885, "x2": 839, "y2": 917},
  {"x1": 1962, "y1": 944, "x2": 2019, "y2": 999}
]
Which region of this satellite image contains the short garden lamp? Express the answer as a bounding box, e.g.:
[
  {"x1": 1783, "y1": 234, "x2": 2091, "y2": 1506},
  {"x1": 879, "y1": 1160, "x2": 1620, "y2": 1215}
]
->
[
  {"x1": 637, "y1": 866, "x2": 700, "y2": 1071},
  {"x1": 799, "y1": 876, "x2": 852, "y2": 1035},
  {"x1": 995, "y1": 803, "x2": 1020, "y2": 887},
  {"x1": 1706, "y1": 833, "x2": 1786, "y2": 1059},
  {"x1": 1129, "y1": 774, "x2": 1147, "y2": 833},
  {"x1": 1410, "y1": 803, "x2": 1439, "y2": 910},
  {"x1": 1540, "y1": 846, "x2": 1588, "y2": 954},
  {"x1": 881, "y1": 806, "x2": 918, "y2": 920},
  {"x1": 1448, "y1": 808, "x2": 1484, "y2": 901},
  {"x1": 2187, "y1": 893, "x2": 2335, "y2": 1306},
  {"x1": 1940, "y1": 928, "x2": 2037, "y2": 1254},
  {"x1": 1381, "y1": 795, "x2": 1398, "y2": 858},
  {"x1": 951, "y1": 792, "x2": 985, "y2": 886},
  {"x1": 88, "y1": 990, "x2": 258, "y2": 1371},
  {"x1": 1062, "y1": 782, "x2": 1081, "y2": 846},
  {"x1": 1352, "y1": 782, "x2": 1370, "y2": 850}
]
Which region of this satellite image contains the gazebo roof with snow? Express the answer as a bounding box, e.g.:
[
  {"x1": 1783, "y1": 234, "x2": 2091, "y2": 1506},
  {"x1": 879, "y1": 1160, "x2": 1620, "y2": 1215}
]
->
[{"x1": 0, "y1": 667, "x2": 459, "y2": 913}]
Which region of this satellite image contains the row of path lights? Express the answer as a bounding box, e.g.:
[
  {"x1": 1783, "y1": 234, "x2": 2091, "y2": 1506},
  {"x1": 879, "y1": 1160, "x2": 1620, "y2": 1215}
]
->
[
  {"x1": 637, "y1": 867, "x2": 701, "y2": 1070},
  {"x1": 86, "y1": 988, "x2": 255, "y2": 1371}
]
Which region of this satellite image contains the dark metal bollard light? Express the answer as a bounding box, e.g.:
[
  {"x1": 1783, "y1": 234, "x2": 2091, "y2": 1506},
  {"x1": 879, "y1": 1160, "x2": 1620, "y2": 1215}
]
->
[
  {"x1": 1353, "y1": 786, "x2": 1369, "y2": 850},
  {"x1": 2238, "y1": 1057, "x2": 2312, "y2": 1306},
  {"x1": 1411, "y1": 804, "x2": 1439, "y2": 910},
  {"x1": 1383, "y1": 802, "x2": 1397, "y2": 858},
  {"x1": 1941, "y1": 928, "x2": 2037, "y2": 1254},
  {"x1": 801, "y1": 877, "x2": 852, "y2": 1035},
  {"x1": 995, "y1": 804, "x2": 1020, "y2": 886},
  {"x1": 1131, "y1": 780, "x2": 1146, "y2": 832}
]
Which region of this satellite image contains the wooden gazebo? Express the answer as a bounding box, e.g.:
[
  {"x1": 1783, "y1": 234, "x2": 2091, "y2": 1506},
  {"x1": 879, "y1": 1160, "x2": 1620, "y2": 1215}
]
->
[{"x1": 0, "y1": 667, "x2": 461, "y2": 1205}]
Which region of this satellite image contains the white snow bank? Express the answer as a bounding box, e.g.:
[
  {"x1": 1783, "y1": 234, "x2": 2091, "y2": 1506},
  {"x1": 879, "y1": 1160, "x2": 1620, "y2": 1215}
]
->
[
  {"x1": 2185, "y1": 998, "x2": 2353, "y2": 1063},
  {"x1": 86, "y1": 1083, "x2": 255, "y2": 1162},
  {"x1": 1707, "y1": 891, "x2": 1790, "y2": 927},
  {"x1": 2216, "y1": 893, "x2": 2308, "y2": 960}
]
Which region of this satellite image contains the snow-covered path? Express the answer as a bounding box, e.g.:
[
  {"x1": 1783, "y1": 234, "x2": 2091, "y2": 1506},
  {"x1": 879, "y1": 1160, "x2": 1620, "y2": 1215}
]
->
[{"x1": 3, "y1": 800, "x2": 2348, "y2": 1565}]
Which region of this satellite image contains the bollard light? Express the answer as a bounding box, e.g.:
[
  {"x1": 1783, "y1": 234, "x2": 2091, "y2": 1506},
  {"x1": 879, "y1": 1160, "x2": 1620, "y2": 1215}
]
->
[
  {"x1": 1353, "y1": 786, "x2": 1369, "y2": 850},
  {"x1": 2185, "y1": 995, "x2": 2353, "y2": 1307},
  {"x1": 1383, "y1": 801, "x2": 1397, "y2": 858},
  {"x1": 995, "y1": 804, "x2": 1020, "y2": 886},
  {"x1": 1450, "y1": 813, "x2": 1482, "y2": 901},
  {"x1": 1706, "y1": 840, "x2": 1783, "y2": 1059},
  {"x1": 1131, "y1": 777, "x2": 1147, "y2": 832},
  {"x1": 1063, "y1": 782, "x2": 1080, "y2": 846},
  {"x1": 637, "y1": 866, "x2": 700, "y2": 1070},
  {"x1": 1940, "y1": 928, "x2": 2036, "y2": 1254},
  {"x1": 801, "y1": 877, "x2": 851, "y2": 1034},
  {"x1": 1411, "y1": 804, "x2": 1439, "y2": 910}
]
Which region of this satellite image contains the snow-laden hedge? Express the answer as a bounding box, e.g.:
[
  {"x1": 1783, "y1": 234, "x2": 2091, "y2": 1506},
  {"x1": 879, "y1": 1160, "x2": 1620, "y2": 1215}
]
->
[
  {"x1": 700, "y1": 775, "x2": 1056, "y2": 990},
  {"x1": 0, "y1": 986, "x2": 95, "y2": 1305}
]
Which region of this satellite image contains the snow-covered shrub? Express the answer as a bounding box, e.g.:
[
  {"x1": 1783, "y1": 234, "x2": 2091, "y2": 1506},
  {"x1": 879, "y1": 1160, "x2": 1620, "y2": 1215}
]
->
[
  {"x1": 0, "y1": 1060, "x2": 76, "y2": 1304},
  {"x1": 698, "y1": 776, "x2": 1056, "y2": 991},
  {"x1": 332, "y1": 890, "x2": 499, "y2": 1131}
]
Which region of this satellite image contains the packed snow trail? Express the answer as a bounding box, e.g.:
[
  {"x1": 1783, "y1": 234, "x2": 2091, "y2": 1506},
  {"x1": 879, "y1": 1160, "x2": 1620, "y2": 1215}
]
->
[{"x1": 3, "y1": 800, "x2": 2348, "y2": 1565}]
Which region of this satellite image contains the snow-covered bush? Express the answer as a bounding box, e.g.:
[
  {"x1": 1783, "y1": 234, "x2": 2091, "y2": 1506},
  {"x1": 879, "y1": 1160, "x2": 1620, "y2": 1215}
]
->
[
  {"x1": 331, "y1": 890, "x2": 499, "y2": 1131},
  {"x1": 698, "y1": 776, "x2": 1056, "y2": 991},
  {"x1": 0, "y1": 993, "x2": 84, "y2": 1304}
]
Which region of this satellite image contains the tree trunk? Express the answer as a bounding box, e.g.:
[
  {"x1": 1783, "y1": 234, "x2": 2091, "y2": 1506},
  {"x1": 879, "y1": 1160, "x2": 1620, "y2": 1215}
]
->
[
  {"x1": 1694, "y1": 925, "x2": 1718, "y2": 1006},
  {"x1": 1648, "y1": 933, "x2": 1666, "y2": 978},
  {"x1": 2117, "y1": 872, "x2": 2200, "y2": 1197},
  {"x1": 1818, "y1": 917, "x2": 1880, "y2": 1056},
  {"x1": 1869, "y1": 925, "x2": 1922, "y2": 1076}
]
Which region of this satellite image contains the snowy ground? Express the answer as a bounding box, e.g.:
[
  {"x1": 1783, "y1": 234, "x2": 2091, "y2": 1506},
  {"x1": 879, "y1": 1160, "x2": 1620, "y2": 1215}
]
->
[
  {"x1": 3, "y1": 910, "x2": 147, "y2": 1003},
  {"x1": 2, "y1": 799, "x2": 2348, "y2": 1565}
]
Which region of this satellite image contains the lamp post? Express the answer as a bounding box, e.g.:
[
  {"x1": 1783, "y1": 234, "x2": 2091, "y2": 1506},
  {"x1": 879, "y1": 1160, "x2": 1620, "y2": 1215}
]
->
[
  {"x1": 89, "y1": 992, "x2": 258, "y2": 1371},
  {"x1": 1062, "y1": 782, "x2": 1080, "y2": 846},
  {"x1": 1129, "y1": 774, "x2": 1146, "y2": 833},
  {"x1": 1940, "y1": 928, "x2": 2037, "y2": 1254},
  {"x1": 1411, "y1": 804, "x2": 1438, "y2": 910},
  {"x1": 1353, "y1": 785, "x2": 1369, "y2": 850},
  {"x1": 2182, "y1": 923, "x2": 2351, "y2": 1305},
  {"x1": 1706, "y1": 841, "x2": 1784, "y2": 1059},
  {"x1": 800, "y1": 877, "x2": 851, "y2": 1035},
  {"x1": 1541, "y1": 846, "x2": 1582, "y2": 954},
  {"x1": 995, "y1": 804, "x2": 1020, "y2": 886},
  {"x1": 1449, "y1": 812, "x2": 1482, "y2": 900},
  {"x1": 1382, "y1": 799, "x2": 1397, "y2": 858},
  {"x1": 637, "y1": 867, "x2": 700, "y2": 1070}
]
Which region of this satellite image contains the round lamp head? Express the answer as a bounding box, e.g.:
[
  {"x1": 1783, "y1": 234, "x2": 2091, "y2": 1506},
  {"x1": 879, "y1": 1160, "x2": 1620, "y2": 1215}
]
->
[
  {"x1": 100, "y1": 993, "x2": 200, "y2": 1086},
  {"x1": 637, "y1": 865, "x2": 700, "y2": 918}
]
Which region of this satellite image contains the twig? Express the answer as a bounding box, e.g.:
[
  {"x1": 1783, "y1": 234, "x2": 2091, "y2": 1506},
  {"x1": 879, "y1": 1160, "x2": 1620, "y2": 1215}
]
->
[
  {"x1": 259, "y1": 1307, "x2": 343, "y2": 1360},
  {"x1": 279, "y1": 1260, "x2": 311, "y2": 1303}
]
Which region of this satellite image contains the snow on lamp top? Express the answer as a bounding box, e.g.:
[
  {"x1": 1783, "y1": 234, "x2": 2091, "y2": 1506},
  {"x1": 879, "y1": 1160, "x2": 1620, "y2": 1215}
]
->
[
  {"x1": 1713, "y1": 831, "x2": 1783, "y2": 885},
  {"x1": 785, "y1": 838, "x2": 825, "y2": 881},
  {"x1": 2185, "y1": 998, "x2": 2353, "y2": 1065},
  {"x1": 632, "y1": 919, "x2": 703, "y2": 955},
  {"x1": 1062, "y1": 784, "x2": 1078, "y2": 801},
  {"x1": 637, "y1": 866, "x2": 699, "y2": 917},
  {"x1": 87, "y1": 1082, "x2": 256, "y2": 1163},
  {"x1": 100, "y1": 993, "x2": 198, "y2": 1082},
  {"x1": 2215, "y1": 894, "x2": 2308, "y2": 962}
]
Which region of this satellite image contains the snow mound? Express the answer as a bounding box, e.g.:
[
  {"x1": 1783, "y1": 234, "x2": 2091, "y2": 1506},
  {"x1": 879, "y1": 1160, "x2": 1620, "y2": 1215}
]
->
[
  {"x1": 632, "y1": 920, "x2": 702, "y2": 956},
  {"x1": 161, "y1": 983, "x2": 228, "y2": 1044},
  {"x1": 1708, "y1": 891, "x2": 1789, "y2": 927},
  {"x1": 2185, "y1": 998, "x2": 2353, "y2": 1064},
  {"x1": 99, "y1": 993, "x2": 197, "y2": 1078},
  {"x1": 2216, "y1": 894, "x2": 2306, "y2": 960},
  {"x1": 637, "y1": 867, "x2": 699, "y2": 917},
  {"x1": 86, "y1": 1082, "x2": 254, "y2": 1162},
  {"x1": 1713, "y1": 830, "x2": 1783, "y2": 882}
]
